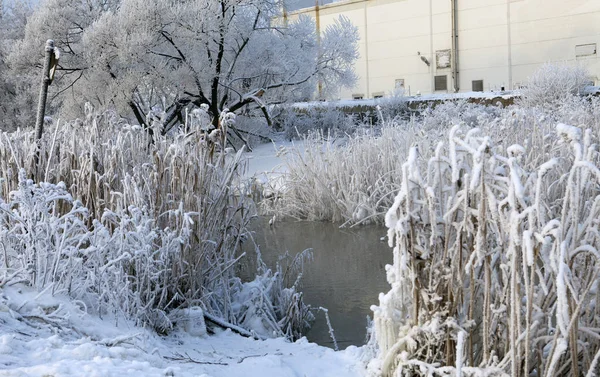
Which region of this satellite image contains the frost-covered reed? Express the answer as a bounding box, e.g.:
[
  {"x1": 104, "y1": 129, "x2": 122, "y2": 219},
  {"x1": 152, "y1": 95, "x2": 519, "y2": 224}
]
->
[
  {"x1": 0, "y1": 107, "x2": 311, "y2": 338},
  {"x1": 370, "y1": 120, "x2": 600, "y2": 376},
  {"x1": 263, "y1": 125, "x2": 420, "y2": 225},
  {"x1": 265, "y1": 97, "x2": 600, "y2": 227}
]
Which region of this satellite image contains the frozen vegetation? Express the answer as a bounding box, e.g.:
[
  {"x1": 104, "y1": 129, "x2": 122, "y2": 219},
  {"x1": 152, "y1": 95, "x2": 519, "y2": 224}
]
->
[
  {"x1": 1, "y1": 0, "x2": 600, "y2": 371},
  {"x1": 255, "y1": 64, "x2": 600, "y2": 376},
  {"x1": 369, "y1": 119, "x2": 600, "y2": 376},
  {"x1": 0, "y1": 107, "x2": 337, "y2": 375},
  {"x1": 264, "y1": 92, "x2": 600, "y2": 227}
]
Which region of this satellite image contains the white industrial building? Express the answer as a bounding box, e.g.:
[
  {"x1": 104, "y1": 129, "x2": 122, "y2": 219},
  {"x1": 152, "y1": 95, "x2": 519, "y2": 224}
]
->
[{"x1": 289, "y1": 0, "x2": 600, "y2": 99}]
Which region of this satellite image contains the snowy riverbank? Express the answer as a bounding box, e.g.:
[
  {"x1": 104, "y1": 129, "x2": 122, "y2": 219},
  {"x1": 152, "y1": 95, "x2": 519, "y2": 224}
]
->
[{"x1": 0, "y1": 285, "x2": 365, "y2": 377}]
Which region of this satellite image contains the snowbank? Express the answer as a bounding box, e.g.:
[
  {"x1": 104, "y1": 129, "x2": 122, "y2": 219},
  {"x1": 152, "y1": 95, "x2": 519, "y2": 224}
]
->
[{"x1": 0, "y1": 285, "x2": 364, "y2": 377}]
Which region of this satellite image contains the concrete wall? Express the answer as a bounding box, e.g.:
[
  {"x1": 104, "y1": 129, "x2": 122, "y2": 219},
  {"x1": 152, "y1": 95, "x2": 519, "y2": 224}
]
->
[{"x1": 290, "y1": 0, "x2": 600, "y2": 99}]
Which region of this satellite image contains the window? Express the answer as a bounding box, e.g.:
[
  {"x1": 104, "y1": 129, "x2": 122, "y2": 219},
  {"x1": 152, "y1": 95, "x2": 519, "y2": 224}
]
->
[
  {"x1": 576, "y1": 43, "x2": 597, "y2": 58},
  {"x1": 395, "y1": 79, "x2": 405, "y2": 89},
  {"x1": 434, "y1": 75, "x2": 448, "y2": 91},
  {"x1": 472, "y1": 80, "x2": 484, "y2": 92},
  {"x1": 352, "y1": 94, "x2": 364, "y2": 100}
]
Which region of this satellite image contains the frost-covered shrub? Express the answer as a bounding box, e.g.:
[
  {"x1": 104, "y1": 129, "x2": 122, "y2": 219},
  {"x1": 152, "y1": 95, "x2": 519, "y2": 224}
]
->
[
  {"x1": 376, "y1": 89, "x2": 408, "y2": 122},
  {"x1": 276, "y1": 104, "x2": 356, "y2": 140},
  {"x1": 519, "y1": 63, "x2": 591, "y2": 108},
  {"x1": 370, "y1": 123, "x2": 600, "y2": 377},
  {"x1": 419, "y1": 100, "x2": 499, "y2": 130},
  {"x1": 0, "y1": 171, "x2": 89, "y2": 292},
  {"x1": 264, "y1": 102, "x2": 497, "y2": 225}
]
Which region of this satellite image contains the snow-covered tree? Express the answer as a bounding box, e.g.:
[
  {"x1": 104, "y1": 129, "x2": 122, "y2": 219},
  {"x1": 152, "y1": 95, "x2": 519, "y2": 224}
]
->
[
  {"x1": 0, "y1": 0, "x2": 34, "y2": 131},
  {"x1": 9, "y1": 0, "x2": 358, "y2": 136},
  {"x1": 5, "y1": 0, "x2": 120, "y2": 128}
]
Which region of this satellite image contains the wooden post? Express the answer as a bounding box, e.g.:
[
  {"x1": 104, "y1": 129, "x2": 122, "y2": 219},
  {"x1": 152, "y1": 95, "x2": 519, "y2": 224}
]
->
[{"x1": 34, "y1": 39, "x2": 55, "y2": 174}]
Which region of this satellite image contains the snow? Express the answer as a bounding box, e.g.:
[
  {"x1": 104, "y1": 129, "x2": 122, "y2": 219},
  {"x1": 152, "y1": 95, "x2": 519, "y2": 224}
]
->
[
  {"x1": 244, "y1": 141, "x2": 296, "y2": 179},
  {"x1": 243, "y1": 139, "x2": 306, "y2": 195},
  {"x1": 0, "y1": 285, "x2": 365, "y2": 377},
  {"x1": 557, "y1": 123, "x2": 583, "y2": 143},
  {"x1": 455, "y1": 331, "x2": 466, "y2": 377}
]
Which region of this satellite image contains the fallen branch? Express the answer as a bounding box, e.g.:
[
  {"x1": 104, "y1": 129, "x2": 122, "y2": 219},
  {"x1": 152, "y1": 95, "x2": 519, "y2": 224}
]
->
[
  {"x1": 98, "y1": 333, "x2": 143, "y2": 347},
  {"x1": 203, "y1": 312, "x2": 267, "y2": 340},
  {"x1": 164, "y1": 351, "x2": 229, "y2": 365},
  {"x1": 22, "y1": 314, "x2": 65, "y2": 331},
  {"x1": 236, "y1": 352, "x2": 282, "y2": 363},
  {"x1": 235, "y1": 127, "x2": 274, "y2": 143}
]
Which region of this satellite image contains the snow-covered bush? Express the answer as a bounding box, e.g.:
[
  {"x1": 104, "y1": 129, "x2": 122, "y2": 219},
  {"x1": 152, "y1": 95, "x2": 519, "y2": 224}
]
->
[
  {"x1": 419, "y1": 100, "x2": 499, "y2": 131},
  {"x1": 264, "y1": 101, "x2": 497, "y2": 225},
  {"x1": 0, "y1": 171, "x2": 89, "y2": 291},
  {"x1": 276, "y1": 104, "x2": 357, "y2": 140},
  {"x1": 370, "y1": 123, "x2": 600, "y2": 377},
  {"x1": 519, "y1": 63, "x2": 591, "y2": 108},
  {"x1": 0, "y1": 108, "x2": 311, "y2": 339},
  {"x1": 376, "y1": 89, "x2": 408, "y2": 123}
]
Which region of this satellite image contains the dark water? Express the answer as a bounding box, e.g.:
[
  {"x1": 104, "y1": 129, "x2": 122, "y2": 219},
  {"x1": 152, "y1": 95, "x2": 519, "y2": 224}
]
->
[{"x1": 241, "y1": 217, "x2": 392, "y2": 349}]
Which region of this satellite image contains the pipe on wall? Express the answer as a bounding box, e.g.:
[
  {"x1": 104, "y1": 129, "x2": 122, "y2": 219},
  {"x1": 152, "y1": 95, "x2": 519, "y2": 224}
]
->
[
  {"x1": 451, "y1": 0, "x2": 459, "y2": 92},
  {"x1": 315, "y1": 0, "x2": 323, "y2": 99}
]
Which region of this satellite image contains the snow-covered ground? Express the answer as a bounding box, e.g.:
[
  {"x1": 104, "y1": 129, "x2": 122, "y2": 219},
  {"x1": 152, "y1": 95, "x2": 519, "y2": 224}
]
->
[
  {"x1": 0, "y1": 285, "x2": 365, "y2": 377},
  {"x1": 242, "y1": 139, "x2": 305, "y2": 197},
  {"x1": 244, "y1": 139, "x2": 304, "y2": 179}
]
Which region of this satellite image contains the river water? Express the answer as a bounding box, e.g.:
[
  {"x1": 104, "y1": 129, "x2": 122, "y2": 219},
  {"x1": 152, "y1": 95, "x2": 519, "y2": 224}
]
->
[{"x1": 242, "y1": 217, "x2": 392, "y2": 349}]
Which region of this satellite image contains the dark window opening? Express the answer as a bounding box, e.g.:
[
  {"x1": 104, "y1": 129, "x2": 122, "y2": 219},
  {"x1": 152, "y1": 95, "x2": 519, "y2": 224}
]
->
[
  {"x1": 472, "y1": 80, "x2": 484, "y2": 92},
  {"x1": 434, "y1": 75, "x2": 448, "y2": 91}
]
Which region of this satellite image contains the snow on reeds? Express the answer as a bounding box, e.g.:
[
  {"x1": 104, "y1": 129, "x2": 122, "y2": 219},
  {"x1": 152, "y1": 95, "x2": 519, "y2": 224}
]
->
[
  {"x1": 265, "y1": 97, "x2": 600, "y2": 227},
  {"x1": 0, "y1": 108, "x2": 311, "y2": 338},
  {"x1": 370, "y1": 119, "x2": 600, "y2": 376},
  {"x1": 262, "y1": 125, "x2": 421, "y2": 225}
]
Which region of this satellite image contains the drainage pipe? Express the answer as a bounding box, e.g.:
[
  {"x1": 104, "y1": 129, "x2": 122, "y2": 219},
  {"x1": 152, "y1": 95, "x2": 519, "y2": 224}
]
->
[
  {"x1": 451, "y1": 0, "x2": 459, "y2": 92},
  {"x1": 315, "y1": 0, "x2": 323, "y2": 99}
]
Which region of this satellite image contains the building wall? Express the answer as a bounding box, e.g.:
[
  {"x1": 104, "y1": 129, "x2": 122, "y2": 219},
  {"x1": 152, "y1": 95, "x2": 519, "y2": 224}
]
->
[{"x1": 290, "y1": 0, "x2": 600, "y2": 99}]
